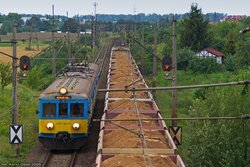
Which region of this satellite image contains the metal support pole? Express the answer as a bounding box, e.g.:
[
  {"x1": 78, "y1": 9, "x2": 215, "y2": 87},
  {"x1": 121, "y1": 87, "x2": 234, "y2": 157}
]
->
[
  {"x1": 67, "y1": 12, "x2": 72, "y2": 65},
  {"x1": 141, "y1": 23, "x2": 144, "y2": 75},
  {"x1": 77, "y1": 14, "x2": 80, "y2": 45},
  {"x1": 172, "y1": 17, "x2": 177, "y2": 126},
  {"x1": 12, "y1": 24, "x2": 20, "y2": 157},
  {"x1": 91, "y1": 15, "x2": 95, "y2": 57},
  {"x1": 35, "y1": 23, "x2": 39, "y2": 51},
  {"x1": 28, "y1": 16, "x2": 33, "y2": 50},
  {"x1": 93, "y1": 2, "x2": 97, "y2": 47},
  {"x1": 152, "y1": 23, "x2": 157, "y2": 97},
  {"x1": 52, "y1": 5, "x2": 56, "y2": 75}
]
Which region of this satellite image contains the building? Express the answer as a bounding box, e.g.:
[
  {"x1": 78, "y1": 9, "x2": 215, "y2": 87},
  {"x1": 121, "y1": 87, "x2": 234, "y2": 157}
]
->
[
  {"x1": 21, "y1": 16, "x2": 32, "y2": 23},
  {"x1": 197, "y1": 48, "x2": 225, "y2": 64},
  {"x1": 221, "y1": 15, "x2": 247, "y2": 22}
]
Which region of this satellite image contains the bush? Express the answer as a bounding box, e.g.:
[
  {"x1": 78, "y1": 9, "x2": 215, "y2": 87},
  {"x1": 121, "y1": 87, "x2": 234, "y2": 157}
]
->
[
  {"x1": 177, "y1": 47, "x2": 196, "y2": 71},
  {"x1": 189, "y1": 57, "x2": 222, "y2": 74},
  {"x1": 224, "y1": 54, "x2": 237, "y2": 72}
]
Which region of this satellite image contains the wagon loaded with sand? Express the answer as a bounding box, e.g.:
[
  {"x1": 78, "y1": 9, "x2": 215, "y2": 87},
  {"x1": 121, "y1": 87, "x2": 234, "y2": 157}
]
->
[{"x1": 96, "y1": 46, "x2": 185, "y2": 167}]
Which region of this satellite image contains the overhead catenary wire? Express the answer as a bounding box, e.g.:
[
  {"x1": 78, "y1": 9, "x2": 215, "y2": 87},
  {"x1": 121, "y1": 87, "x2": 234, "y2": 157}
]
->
[
  {"x1": 93, "y1": 114, "x2": 250, "y2": 122},
  {"x1": 98, "y1": 80, "x2": 250, "y2": 92},
  {"x1": 130, "y1": 50, "x2": 153, "y2": 167}
]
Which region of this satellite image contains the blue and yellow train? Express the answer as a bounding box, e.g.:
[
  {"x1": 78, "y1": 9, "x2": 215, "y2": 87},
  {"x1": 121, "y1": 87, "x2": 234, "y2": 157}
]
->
[{"x1": 38, "y1": 63, "x2": 100, "y2": 150}]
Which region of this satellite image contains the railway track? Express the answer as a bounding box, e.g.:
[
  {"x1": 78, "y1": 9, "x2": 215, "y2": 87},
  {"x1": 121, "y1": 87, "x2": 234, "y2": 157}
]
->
[
  {"x1": 25, "y1": 40, "x2": 113, "y2": 167},
  {"x1": 95, "y1": 43, "x2": 185, "y2": 167},
  {"x1": 42, "y1": 150, "x2": 78, "y2": 167}
]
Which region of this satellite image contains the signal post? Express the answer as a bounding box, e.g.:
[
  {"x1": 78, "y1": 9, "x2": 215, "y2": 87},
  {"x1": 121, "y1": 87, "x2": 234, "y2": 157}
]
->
[{"x1": 0, "y1": 25, "x2": 30, "y2": 157}]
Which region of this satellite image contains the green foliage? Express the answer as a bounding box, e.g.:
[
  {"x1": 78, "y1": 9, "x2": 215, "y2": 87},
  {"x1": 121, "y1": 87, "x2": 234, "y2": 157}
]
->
[
  {"x1": 176, "y1": 47, "x2": 196, "y2": 71},
  {"x1": 180, "y1": 3, "x2": 211, "y2": 51},
  {"x1": 194, "y1": 88, "x2": 210, "y2": 100},
  {"x1": 187, "y1": 85, "x2": 250, "y2": 167},
  {"x1": 23, "y1": 64, "x2": 51, "y2": 90},
  {"x1": 189, "y1": 57, "x2": 222, "y2": 74},
  {"x1": 0, "y1": 85, "x2": 39, "y2": 163},
  {"x1": 235, "y1": 35, "x2": 250, "y2": 68},
  {"x1": 223, "y1": 32, "x2": 236, "y2": 55},
  {"x1": 224, "y1": 54, "x2": 237, "y2": 72},
  {"x1": 61, "y1": 18, "x2": 78, "y2": 33},
  {"x1": 0, "y1": 63, "x2": 12, "y2": 91},
  {"x1": 156, "y1": 43, "x2": 169, "y2": 58}
]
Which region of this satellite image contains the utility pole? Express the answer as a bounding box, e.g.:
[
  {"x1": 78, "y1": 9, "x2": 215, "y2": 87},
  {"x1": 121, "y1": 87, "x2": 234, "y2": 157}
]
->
[
  {"x1": 77, "y1": 14, "x2": 80, "y2": 45},
  {"x1": 91, "y1": 15, "x2": 94, "y2": 49},
  {"x1": 35, "y1": 22, "x2": 39, "y2": 51},
  {"x1": 28, "y1": 15, "x2": 34, "y2": 50},
  {"x1": 12, "y1": 24, "x2": 20, "y2": 157},
  {"x1": 67, "y1": 12, "x2": 72, "y2": 65},
  {"x1": 92, "y1": 2, "x2": 97, "y2": 57},
  {"x1": 141, "y1": 23, "x2": 144, "y2": 76},
  {"x1": 52, "y1": 5, "x2": 56, "y2": 75},
  {"x1": 133, "y1": 2, "x2": 136, "y2": 32},
  {"x1": 152, "y1": 23, "x2": 158, "y2": 97},
  {"x1": 172, "y1": 17, "x2": 177, "y2": 126},
  {"x1": 94, "y1": 2, "x2": 98, "y2": 45}
]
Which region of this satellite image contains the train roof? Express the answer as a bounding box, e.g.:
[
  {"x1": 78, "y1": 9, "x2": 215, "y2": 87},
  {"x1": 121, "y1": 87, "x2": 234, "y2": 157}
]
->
[
  {"x1": 39, "y1": 63, "x2": 99, "y2": 100},
  {"x1": 111, "y1": 46, "x2": 129, "y2": 52}
]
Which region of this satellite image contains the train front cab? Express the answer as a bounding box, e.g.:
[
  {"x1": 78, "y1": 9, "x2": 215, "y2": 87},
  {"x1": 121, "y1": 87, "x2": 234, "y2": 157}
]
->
[{"x1": 38, "y1": 99, "x2": 89, "y2": 150}]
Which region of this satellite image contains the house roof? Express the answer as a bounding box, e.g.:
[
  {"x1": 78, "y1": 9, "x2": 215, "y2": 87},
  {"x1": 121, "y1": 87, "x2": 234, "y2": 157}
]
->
[{"x1": 205, "y1": 48, "x2": 225, "y2": 57}]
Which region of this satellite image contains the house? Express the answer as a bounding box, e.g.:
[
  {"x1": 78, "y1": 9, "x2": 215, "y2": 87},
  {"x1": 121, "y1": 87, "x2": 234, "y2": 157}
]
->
[
  {"x1": 21, "y1": 16, "x2": 32, "y2": 23},
  {"x1": 220, "y1": 15, "x2": 246, "y2": 22},
  {"x1": 197, "y1": 48, "x2": 225, "y2": 64}
]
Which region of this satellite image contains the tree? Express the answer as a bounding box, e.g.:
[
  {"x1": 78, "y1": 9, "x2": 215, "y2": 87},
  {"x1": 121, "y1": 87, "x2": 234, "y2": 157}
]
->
[
  {"x1": 180, "y1": 3, "x2": 211, "y2": 51},
  {"x1": 0, "y1": 63, "x2": 12, "y2": 91},
  {"x1": 235, "y1": 35, "x2": 250, "y2": 68},
  {"x1": 177, "y1": 47, "x2": 195, "y2": 71},
  {"x1": 224, "y1": 54, "x2": 237, "y2": 72},
  {"x1": 61, "y1": 18, "x2": 78, "y2": 33},
  {"x1": 223, "y1": 32, "x2": 236, "y2": 55}
]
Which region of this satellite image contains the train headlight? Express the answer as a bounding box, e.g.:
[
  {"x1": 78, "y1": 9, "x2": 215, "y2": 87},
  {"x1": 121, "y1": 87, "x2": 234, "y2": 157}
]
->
[
  {"x1": 73, "y1": 123, "x2": 80, "y2": 130},
  {"x1": 59, "y1": 87, "x2": 67, "y2": 95},
  {"x1": 46, "y1": 122, "x2": 54, "y2": 130}
]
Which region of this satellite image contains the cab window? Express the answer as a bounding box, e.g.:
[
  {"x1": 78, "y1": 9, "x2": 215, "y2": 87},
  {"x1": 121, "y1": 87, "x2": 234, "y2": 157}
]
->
[
  {"x1": 42, "y1": 103, "x2": 56, "y2": 118},
  {"x1": 59, "y1": 103, "x2": 68, "y2": 118},
  {"x1": 70, "y1": 103, "x2": 84, "y2": 117}
]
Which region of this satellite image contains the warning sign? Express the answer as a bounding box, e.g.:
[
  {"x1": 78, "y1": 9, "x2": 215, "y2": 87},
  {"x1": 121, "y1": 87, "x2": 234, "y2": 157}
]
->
[
  {"x1": 169, "y1": 126, "x2": 182, "y2": 145},
  {"x1": 10, "y1": 124, "x2": 23, "y2": 144}
]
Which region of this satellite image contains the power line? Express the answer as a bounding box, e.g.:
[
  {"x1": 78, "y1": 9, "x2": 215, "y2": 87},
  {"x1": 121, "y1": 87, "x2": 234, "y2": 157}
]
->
[
  {"x1": 93, "y1": 114, "x2": 250, "y2": 122},
  {"x1": 98, "y1": 80, "x2": 250, "y2": 92}
]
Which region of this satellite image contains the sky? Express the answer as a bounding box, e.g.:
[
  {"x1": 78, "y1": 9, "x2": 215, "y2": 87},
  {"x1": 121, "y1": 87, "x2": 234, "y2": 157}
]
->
[{"x1": 0, "y1": 0, "x2": 250, "y2": 17}]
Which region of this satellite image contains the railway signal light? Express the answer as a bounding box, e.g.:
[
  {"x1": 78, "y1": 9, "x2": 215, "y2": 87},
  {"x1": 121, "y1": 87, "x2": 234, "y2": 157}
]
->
[
  {"x1": 162, "y1": 56, "x2": 172, "y2": 71},
  {"x1": 20, "y1": 56, "x2": 30, "y2": 71}
]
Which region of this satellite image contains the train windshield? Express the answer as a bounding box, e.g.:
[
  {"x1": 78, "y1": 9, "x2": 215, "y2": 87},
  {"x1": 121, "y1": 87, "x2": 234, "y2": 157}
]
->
[
  {"x1": 59, "y1": 103, "x2": 68, "y2": 118},
  {"x1": 70, "y1": 103, "x2": 84, "y2": 117},
  {"x1": 42, "y1": 103, "x2": 56, "y2": 118}
]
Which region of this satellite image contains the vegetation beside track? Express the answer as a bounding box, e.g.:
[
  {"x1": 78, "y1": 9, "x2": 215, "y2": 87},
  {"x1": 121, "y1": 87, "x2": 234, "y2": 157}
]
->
[
  {"x1": 0, "y1": 85, "x2": 39, "y2": 164},
  {"x1": 144, "y1": 68, "x2": 250, "y2": 166}
]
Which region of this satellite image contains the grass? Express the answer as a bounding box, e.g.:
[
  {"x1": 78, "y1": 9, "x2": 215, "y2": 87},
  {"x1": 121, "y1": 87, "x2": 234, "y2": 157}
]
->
[{"x1": 0, "y1": 84, "x2": 40, "y2": 164}]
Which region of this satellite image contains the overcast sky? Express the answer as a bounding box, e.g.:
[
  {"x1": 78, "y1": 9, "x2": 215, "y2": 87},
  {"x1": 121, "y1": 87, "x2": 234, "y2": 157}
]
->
[{"x1": 0, "y1": 0, "x2": 250, "y2": 17}]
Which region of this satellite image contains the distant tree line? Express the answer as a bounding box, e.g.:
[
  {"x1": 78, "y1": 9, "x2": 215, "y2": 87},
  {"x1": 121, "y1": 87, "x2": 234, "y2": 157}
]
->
[{"x1": 0, "y1": 12, "x2": 226, "y2": 35}]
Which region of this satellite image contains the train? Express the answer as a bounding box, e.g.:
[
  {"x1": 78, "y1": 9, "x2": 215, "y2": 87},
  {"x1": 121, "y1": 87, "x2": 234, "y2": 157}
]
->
[
  {"x1": 96, "y1": 46, "x2": 185, "y2": 167},
  {"x1": 38, "y1": 62, "x2": 101, "y2": 150}
]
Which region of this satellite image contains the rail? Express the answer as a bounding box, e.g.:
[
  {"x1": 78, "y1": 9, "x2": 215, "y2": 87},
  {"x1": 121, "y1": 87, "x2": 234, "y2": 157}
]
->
[{"x1": 42, "y1": 151, "x2": 78, "y2": 167}]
